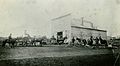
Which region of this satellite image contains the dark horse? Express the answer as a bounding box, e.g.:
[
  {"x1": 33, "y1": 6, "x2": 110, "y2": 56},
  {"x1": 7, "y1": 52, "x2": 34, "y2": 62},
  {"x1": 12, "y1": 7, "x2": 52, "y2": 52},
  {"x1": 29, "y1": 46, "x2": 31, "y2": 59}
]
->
[
  {"x1": 2, "y1": 39, "x2": 16, "y2": 48},
  {"x1": 99, "y1": 38, "x2": 108, "y2": 46}
]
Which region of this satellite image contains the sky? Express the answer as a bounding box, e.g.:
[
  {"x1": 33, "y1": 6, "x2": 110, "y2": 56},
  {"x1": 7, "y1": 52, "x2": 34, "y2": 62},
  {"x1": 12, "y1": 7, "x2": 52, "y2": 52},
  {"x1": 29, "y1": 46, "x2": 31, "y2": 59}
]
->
[{"x1": 0, "y1": 0, "x2": 119, "y2": 37}]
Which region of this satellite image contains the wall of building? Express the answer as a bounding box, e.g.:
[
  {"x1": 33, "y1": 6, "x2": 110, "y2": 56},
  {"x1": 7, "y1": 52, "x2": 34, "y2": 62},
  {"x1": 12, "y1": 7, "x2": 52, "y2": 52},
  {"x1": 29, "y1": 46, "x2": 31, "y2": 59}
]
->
[
  {"x1": 71, "y1": 27, "x2": 107, "y2": 40},
  {"x1": 51, "y1": 14, "x2": 72, "y2": 38}
]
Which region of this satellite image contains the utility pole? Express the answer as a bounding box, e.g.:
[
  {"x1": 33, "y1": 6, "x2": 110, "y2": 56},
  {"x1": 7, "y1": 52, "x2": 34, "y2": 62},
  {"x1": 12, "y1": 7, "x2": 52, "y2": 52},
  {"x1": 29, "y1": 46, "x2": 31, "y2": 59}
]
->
[{"x1": 81, "y1": 17, "x2": 84, "y2": 26}]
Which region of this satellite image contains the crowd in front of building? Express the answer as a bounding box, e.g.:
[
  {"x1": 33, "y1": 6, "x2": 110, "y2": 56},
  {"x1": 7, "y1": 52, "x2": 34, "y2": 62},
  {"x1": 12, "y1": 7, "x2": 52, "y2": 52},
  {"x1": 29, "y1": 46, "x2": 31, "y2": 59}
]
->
[{"x1": 50, "y1": 35, "x2": 108, "y2": 47}]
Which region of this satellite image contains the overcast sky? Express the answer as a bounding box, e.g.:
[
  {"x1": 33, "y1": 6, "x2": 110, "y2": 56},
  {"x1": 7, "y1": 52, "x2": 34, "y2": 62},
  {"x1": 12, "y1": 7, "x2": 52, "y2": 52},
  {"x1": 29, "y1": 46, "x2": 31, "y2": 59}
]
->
[{"x1": 0, "y1": 0, "x2": 120, "y2": 37}]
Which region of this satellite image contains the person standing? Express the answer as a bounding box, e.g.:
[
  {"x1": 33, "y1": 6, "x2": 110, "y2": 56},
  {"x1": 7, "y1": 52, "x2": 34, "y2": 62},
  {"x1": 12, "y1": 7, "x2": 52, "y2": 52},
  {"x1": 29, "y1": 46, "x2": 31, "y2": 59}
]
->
[
  {"x1": 72, "y1": 37, "x2": 75, "y2": 46},
  {"x1": 89, "y1": 36, "x2": 93, "y2": 45},
  {"x1": 95, "y1": 37, "x2": 99, "y2": 45},
  {"x1": 99, "y1": 36, "x2": 103, "y2": 44}
]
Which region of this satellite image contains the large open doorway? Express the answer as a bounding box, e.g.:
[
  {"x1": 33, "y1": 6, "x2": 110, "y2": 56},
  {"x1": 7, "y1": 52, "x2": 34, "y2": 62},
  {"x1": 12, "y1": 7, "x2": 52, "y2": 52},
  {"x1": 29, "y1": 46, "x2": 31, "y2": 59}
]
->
[
  {"x1": 57, "y1": 31, "x2": 63, "y2": 39},
  {"x1": 57, "y1": 31, "x2": 64, "y2": 45}
]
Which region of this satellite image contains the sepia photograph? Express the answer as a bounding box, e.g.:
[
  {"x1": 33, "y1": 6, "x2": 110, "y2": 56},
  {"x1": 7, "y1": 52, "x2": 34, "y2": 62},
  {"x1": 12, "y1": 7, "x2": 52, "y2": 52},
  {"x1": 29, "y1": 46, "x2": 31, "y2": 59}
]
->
[{"x1": 0, "y1": 0, "x2": 120, "y2": 66}]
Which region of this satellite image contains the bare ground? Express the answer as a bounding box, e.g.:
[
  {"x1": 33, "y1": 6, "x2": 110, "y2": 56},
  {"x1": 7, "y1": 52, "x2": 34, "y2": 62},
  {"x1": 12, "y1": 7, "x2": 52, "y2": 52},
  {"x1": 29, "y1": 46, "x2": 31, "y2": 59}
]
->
[{"x1": 0, "y1": 45, "x2": 115, "y2": 66}]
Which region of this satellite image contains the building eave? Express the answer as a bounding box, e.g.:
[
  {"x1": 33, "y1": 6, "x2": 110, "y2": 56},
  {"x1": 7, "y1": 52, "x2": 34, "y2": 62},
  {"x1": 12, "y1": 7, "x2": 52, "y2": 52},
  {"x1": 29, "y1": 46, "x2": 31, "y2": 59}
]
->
[
  {"x1": 71, "y1": 26, "x2": 107, "y2": 32},
  {"x1": 51, "y1": 13, "x2": 71, "y2": 21}
]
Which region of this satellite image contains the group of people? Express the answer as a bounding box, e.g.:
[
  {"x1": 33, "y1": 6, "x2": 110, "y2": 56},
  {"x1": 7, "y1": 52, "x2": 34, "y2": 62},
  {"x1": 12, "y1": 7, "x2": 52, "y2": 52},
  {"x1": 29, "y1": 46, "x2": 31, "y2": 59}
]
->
[
  {"x1": 50, "y1": 35, "x2": 107, "y2": 46},
  {"x1": 1, "y1": 33, "x2": 108, "y2": 48},
  {"x1": 71, "y1": 36, "x2": 107, "y2": 46}
]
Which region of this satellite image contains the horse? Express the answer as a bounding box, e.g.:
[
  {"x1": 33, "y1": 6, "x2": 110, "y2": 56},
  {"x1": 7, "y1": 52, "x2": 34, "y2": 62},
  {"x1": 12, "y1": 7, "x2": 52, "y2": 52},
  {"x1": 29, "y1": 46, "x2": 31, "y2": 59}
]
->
[
  {"x1": 99, "y1": 39, "x2": 108, "y2": 46},
  {"x1": 31, "y1": 38, "x2": 43, "y2": 47},
  {"x1": 2, "y1": 38, "x2": 16, "y2": 48},
  {"x1": 87, "y1": 39, "x2": 93, "y2": 46},
  {"x1": 76, "y1": 38, "x2": 87, "y2": 46},
  {"x1": 57, "y1": 36, "x2": 67, "y2": 45}
]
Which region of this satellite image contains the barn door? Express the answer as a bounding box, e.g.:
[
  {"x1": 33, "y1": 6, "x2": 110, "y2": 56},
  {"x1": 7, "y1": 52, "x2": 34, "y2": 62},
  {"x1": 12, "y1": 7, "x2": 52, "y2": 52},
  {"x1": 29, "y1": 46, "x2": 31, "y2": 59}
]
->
[{"x1": 57, "y1": 31, "x2": 63, "y2": 40}]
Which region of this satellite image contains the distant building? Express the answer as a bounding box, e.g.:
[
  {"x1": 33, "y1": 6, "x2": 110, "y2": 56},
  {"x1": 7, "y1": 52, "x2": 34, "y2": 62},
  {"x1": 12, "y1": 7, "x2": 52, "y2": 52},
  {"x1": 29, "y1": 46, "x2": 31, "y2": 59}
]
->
[{"x1": 51, "y1": 13, "x2": 107, "y2": 41}]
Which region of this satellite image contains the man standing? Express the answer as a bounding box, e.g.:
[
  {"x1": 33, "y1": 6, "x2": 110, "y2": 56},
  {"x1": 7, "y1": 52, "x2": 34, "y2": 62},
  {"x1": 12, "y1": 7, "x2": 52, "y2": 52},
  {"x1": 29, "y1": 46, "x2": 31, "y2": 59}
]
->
[
  {"x1": 95, "y1": 37, "x2": 99, "y2": 45},
  {"x1": 99, "y1": 36, "x2": 102, "y2": 44},
  {"x1": 72, "y1": 37, "x2": 75, "y2": 45},
  {"x1": 89, "y1": 36, "x2": 93, "y2": 45}
]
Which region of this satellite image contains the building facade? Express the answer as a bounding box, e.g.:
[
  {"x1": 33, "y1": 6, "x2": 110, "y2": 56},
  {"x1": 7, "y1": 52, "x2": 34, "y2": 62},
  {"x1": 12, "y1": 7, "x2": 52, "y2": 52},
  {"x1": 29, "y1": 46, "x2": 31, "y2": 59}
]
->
[{"x1": 51, "y1": 14, "x2": 107, "y2": 41}]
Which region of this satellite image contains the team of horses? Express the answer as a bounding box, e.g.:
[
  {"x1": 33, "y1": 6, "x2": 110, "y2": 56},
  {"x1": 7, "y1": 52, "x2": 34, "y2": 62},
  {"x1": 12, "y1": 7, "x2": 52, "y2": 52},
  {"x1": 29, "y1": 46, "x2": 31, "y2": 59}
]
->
[{"x1": 1, "y1": 38, "x2": 44, "y2": 48}]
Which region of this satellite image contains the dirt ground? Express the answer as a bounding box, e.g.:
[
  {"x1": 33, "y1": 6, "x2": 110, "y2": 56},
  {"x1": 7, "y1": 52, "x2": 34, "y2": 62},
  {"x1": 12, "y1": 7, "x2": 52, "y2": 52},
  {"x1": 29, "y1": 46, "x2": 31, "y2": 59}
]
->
[{"x1": 0, "y1": 45, "x2": 115, "y2": 66}]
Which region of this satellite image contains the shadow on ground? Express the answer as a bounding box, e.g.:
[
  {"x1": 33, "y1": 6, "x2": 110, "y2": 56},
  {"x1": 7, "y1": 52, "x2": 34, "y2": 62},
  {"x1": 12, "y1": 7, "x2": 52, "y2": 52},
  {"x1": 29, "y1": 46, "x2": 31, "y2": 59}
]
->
[{"x1": 0, "y1": 54, "x2": 115, "y2": 66}]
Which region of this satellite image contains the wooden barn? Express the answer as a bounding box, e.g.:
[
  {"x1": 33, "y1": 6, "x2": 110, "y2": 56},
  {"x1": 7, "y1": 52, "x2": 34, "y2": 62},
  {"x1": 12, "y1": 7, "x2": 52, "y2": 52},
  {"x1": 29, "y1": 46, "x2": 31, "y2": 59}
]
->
[{"x1": 51, "y1": 14, "x2": 107, "y2": 41}]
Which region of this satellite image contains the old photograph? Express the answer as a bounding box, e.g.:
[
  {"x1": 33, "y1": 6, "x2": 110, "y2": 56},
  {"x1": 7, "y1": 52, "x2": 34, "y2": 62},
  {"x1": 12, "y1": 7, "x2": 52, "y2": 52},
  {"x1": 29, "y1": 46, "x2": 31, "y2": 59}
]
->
[{"x1": 0, "y1": 0, "x2": 120, "y2": 66}]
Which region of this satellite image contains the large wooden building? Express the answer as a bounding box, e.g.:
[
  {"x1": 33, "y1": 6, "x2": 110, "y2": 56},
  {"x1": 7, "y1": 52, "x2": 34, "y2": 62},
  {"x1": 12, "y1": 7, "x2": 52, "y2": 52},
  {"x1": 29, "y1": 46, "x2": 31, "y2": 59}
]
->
[{"x1": 51, "y1": 14, "x2": 107, "y2": 41}]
